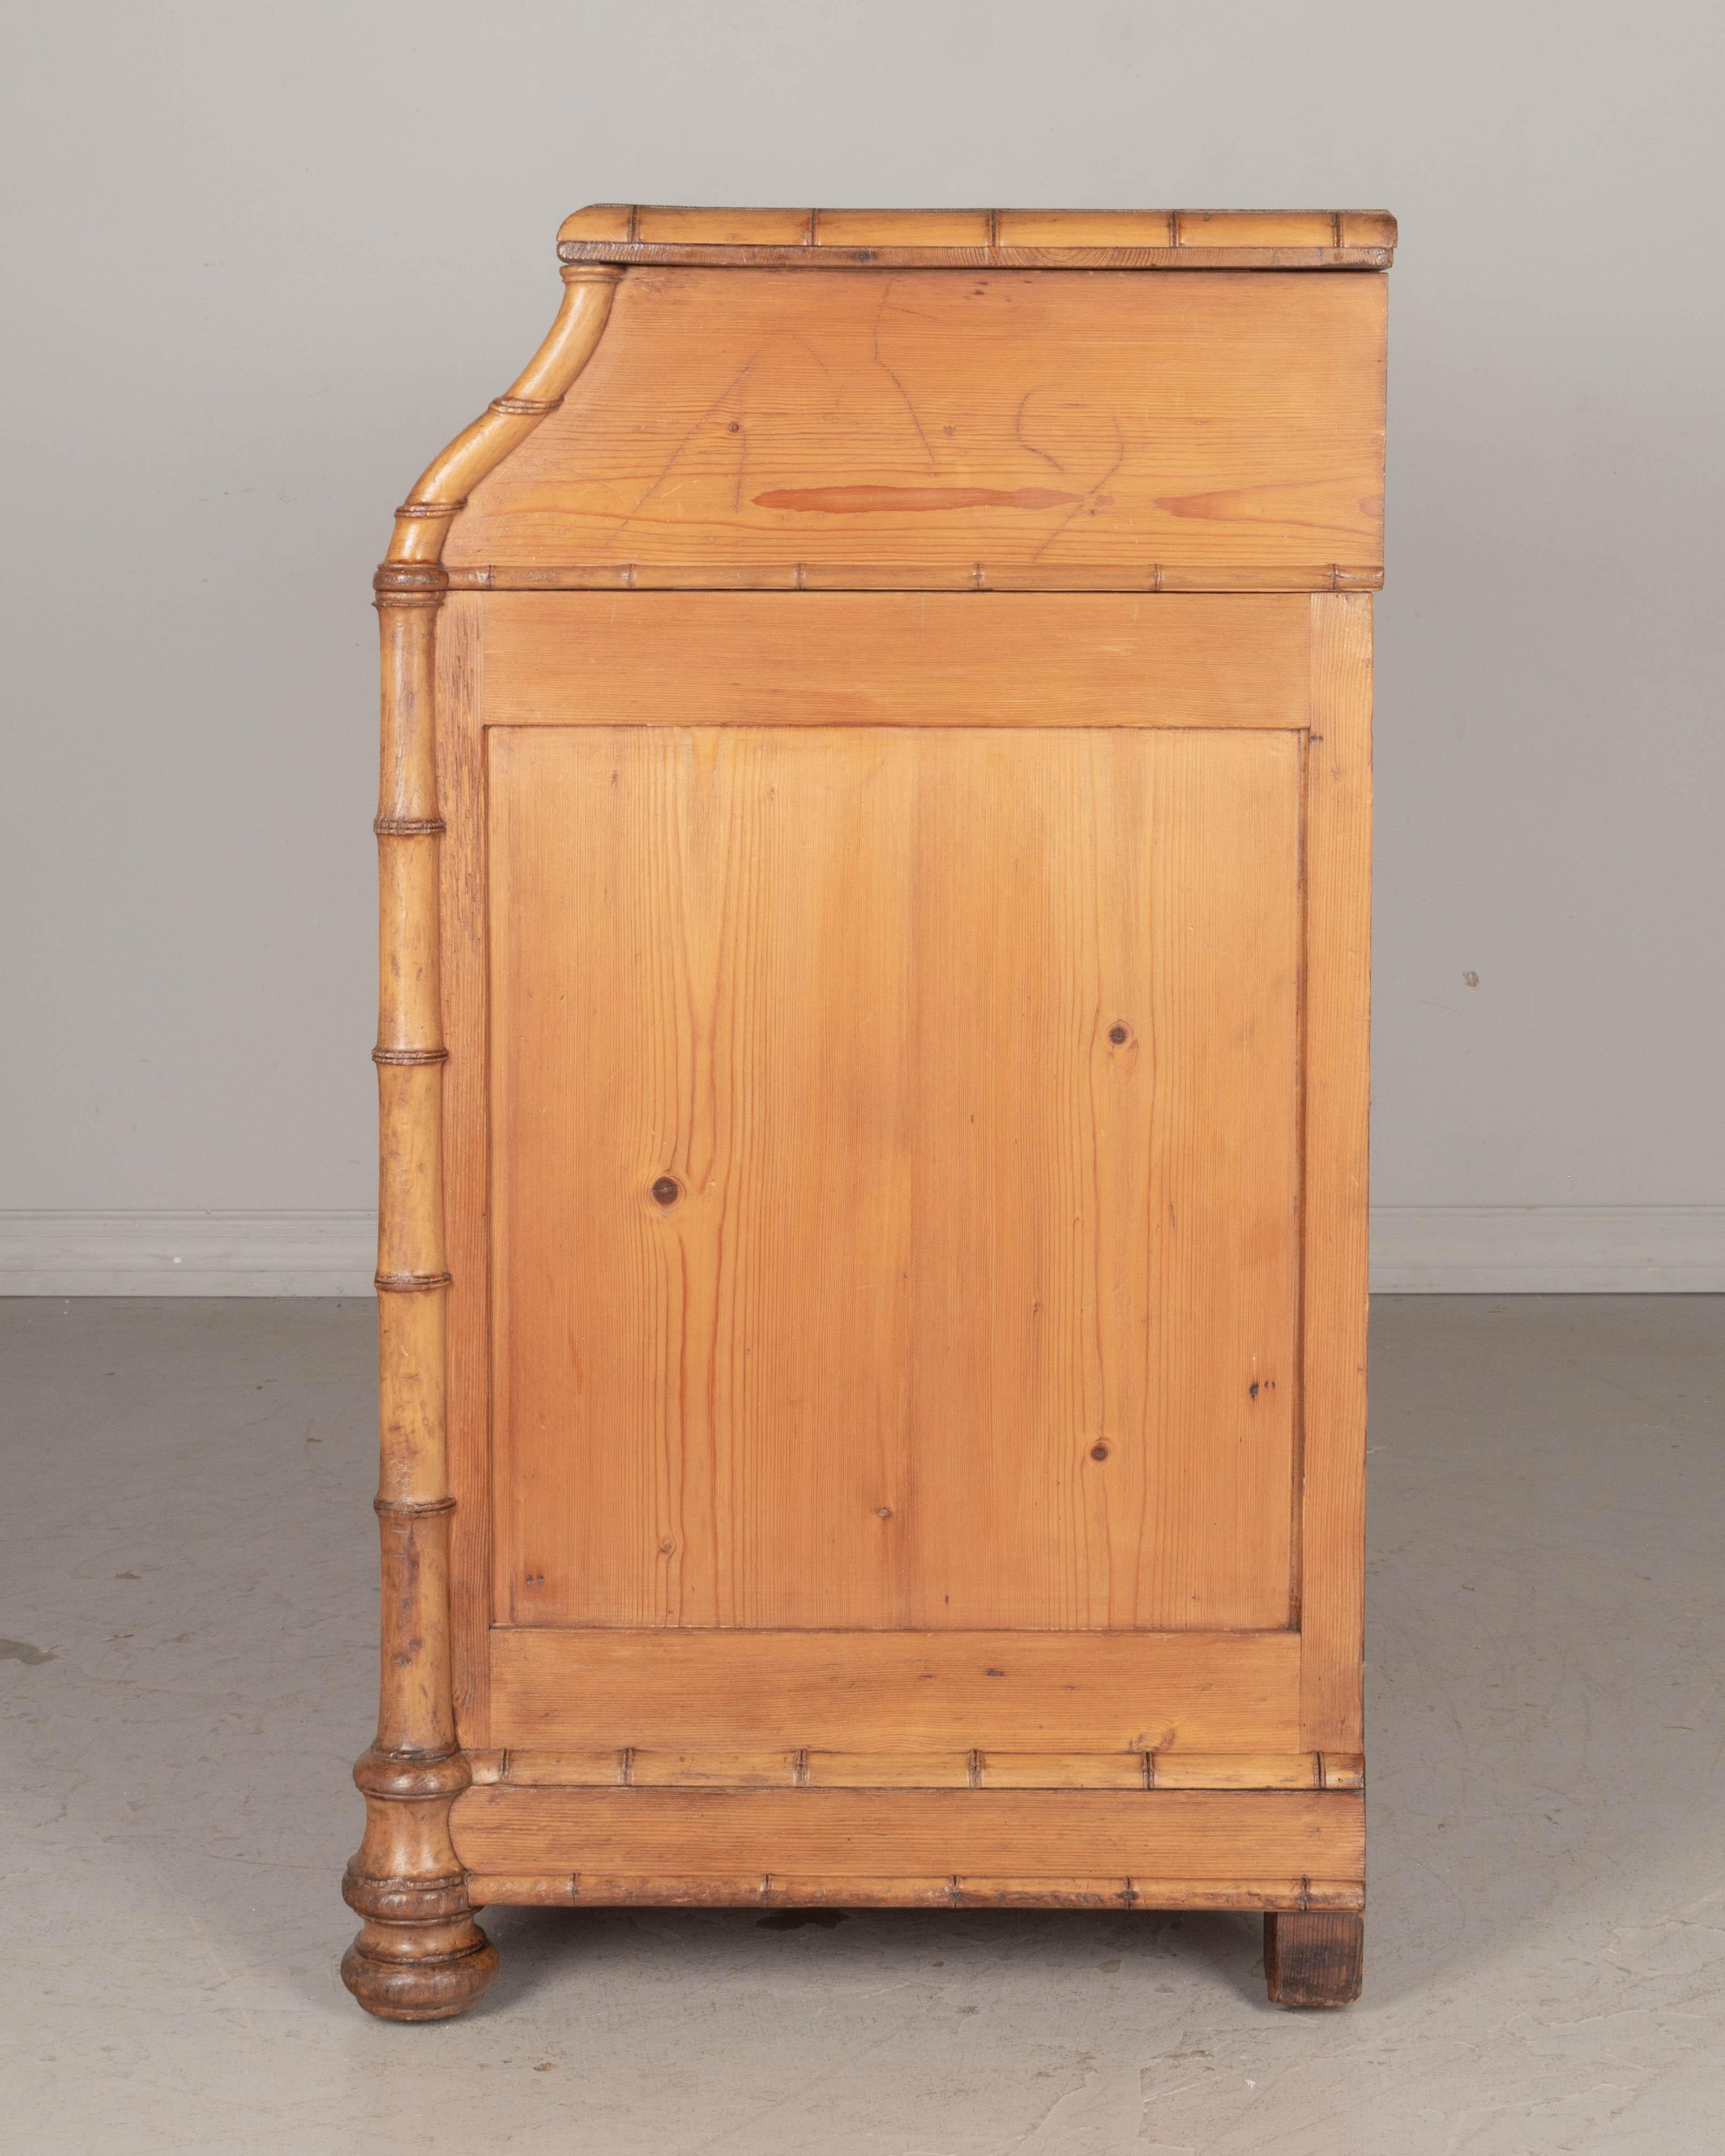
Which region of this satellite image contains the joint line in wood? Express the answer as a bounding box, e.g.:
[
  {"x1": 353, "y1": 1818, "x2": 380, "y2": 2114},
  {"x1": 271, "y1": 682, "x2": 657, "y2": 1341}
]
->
[{"x1": 373, "y1": 1269, "x2": 453, "y2": 1294}]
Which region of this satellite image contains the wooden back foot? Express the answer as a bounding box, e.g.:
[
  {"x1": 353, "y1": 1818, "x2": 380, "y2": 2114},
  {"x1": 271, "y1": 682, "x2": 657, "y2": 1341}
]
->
[{"x1": 1263, "y1": 1911, "x2": 1363, "y2": 2006}]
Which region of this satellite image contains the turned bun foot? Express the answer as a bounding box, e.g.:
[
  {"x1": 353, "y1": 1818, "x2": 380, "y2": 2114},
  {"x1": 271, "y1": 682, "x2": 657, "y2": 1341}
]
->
[
  {"x1": 342, "y1": 1749, "x2": 497, "y2": 2020},
  {"x1": 341, "y1": 1915, "x2": 498, "y2": 2022},
  {"x1": 1263, "y1": 1911, "x2": 1363, "y2": 2006},
  {"x1": 341, "y1": 1859, "x2": 498, "y2": 2021}
]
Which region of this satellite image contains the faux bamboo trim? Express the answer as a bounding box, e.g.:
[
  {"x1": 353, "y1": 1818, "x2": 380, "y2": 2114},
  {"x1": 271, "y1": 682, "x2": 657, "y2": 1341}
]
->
[
  {"x1": 373, "y1": 561, "x2": 449, "y2": 609},
  {"x1": 345, "y1": 506, "x2": 496, "y2": 2017},
  {"x1": 440, "y1": 562, "x2": 1386, "y2": 594},
  {"x1": 461, "y1": 1872, "x2": 1368, "y2": 1913},
  {"x1": 560, "y1": 241, "x2": 1392, "y2": 273},
  {"x1": 467, "y1": 1747, "x2": 1347, "y2": 1792},
  {"x1": 556, "y1": 203, "x2": 1397, "y2": 272},
  {"x1": 374, "y1": 1494, "x2": 458, "y2": 1519},
  {"x1": 385, "y1": 263, "x2": 621, "y2": 566}
]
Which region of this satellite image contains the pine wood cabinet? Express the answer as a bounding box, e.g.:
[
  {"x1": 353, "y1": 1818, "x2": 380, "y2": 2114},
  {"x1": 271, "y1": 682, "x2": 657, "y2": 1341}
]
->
[{"x1": 344, "y1": 205, "x2": 1392, "y2": 2019}]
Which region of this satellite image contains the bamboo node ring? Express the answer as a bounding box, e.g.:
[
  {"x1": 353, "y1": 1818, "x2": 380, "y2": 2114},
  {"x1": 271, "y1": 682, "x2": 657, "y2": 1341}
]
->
[{"x1": 373, "y1": 561, "x2": 448, "y2": 603}]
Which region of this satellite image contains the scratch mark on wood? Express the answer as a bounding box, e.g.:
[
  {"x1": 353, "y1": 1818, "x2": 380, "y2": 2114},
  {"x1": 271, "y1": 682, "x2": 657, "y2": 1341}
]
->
[
  {"x1": 608, "y1": 355, "x2": 760, "y2": 541},
  {"x1": 755, "y1": 484, "x2": 1082, "y2": 514},
  {"x1": 872, "y1": 280, "x2": 939, "y2": 469},
  {"x1": 1014, "y1": 390, "x2": 1066, "y2": 472},
  {"x1": 1028, "y1": 414, "x2": 1126, "y2": 563}
]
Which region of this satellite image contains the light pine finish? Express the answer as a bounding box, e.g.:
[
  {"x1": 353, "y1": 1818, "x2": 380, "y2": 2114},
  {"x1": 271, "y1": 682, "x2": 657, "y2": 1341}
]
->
[
  {"x1": 340, "y1": 557, "x2": 498, "y2": 2022},
  {"x1": 558, "y1": 203, "x2": 1397, "y2": 270},
  {"x1": 343, "y1": 269, "x2": 623, "y2": 2022},
  {"x1": 486, "y1": 1627, "x2": 1303, "y2": 1753},
  {"x1": 434, "y1": 595, "x2": 492, "y2": 1742},
  {"x1": 471, "y1": 591, "x2": 1310, "y2": 728},
  {"x1": 1299, "y1": 593, "x2": 1374, "y2": 1752},
  {"x1": 348, "y1": 207, "x2": 1388, "y2": 2020},
  {"x1": 445, "y1": 268, "x2": 1387, "y2": 585},
  {"x1": 450, "y1": 1786, "x2": 1365, "y2": 1899},
  {"x1": 489, "y1": 720, "x2": 1300, "y2": 1632},
  {"x1": 387, "y1": 265, "x2": 620, "y2": 567},
  {"x1": 463, "y1": 1746, "x2": 1363, "y2": 1793}
]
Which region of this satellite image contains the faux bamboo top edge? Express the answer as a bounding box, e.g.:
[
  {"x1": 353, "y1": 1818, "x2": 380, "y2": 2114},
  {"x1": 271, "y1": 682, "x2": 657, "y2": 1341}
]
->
[
  {"x1": 559, "y1": 204, "x2": 1397, "y2": 269},
  {"x1": 561, "y1": 242, "x2": 1392, "y2": 272}
]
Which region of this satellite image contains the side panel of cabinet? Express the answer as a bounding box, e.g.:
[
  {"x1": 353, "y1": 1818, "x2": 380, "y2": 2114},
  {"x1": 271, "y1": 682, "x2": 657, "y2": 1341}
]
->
[
  {"x1": 442, "y1": 594, "x2": 1367, "y2": 1761},
  {"x1": 479, "y1": 602, "x2": 1304, "y2": 1640}
]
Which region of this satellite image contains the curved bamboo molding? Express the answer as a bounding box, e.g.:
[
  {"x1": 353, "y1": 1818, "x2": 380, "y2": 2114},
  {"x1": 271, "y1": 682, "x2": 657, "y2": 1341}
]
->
[
  {"x1": 341, "y1": 262, "x2": 620, "y2": 2022},
  {"x1": 385, "y1": 264, "x2": 622, "y2": 567}
]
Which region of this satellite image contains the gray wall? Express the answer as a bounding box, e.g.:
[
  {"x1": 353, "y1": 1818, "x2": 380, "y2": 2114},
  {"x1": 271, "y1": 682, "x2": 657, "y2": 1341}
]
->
[{"x1": 4, "y1": 3, "x2": 1721, "y2": 1226}]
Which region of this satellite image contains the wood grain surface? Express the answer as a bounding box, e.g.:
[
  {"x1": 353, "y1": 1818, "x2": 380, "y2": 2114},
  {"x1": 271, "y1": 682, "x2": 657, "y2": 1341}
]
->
[
  {"x1": 446, "y1": 269, "x2": 1386, "y2": 581},
  {"x1": 450, "y1": 1784, "x2": 1364, "y2": 1884},
  {"x1": 1298, "y1": 594, "x2": 1373, "y2": 1749},
  {"x1": 474, "y1": 591, "x2": 1309, "y2": 729},
  {"x1": 486, "y1": 1627, "x2": 1302, "y2": 1753},
  {"x1": 359, "y1": 204, "x2": 1388, "y2": 2010},
  {"x1": 487, "y1": 719, "x2": 1301, "y2": 1631}
]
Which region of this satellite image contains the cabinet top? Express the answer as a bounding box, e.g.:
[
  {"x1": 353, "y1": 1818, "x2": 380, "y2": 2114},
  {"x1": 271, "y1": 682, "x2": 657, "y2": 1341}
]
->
[{"x1": 559, "y1": 204, "x2": 1397, "y2": 272}]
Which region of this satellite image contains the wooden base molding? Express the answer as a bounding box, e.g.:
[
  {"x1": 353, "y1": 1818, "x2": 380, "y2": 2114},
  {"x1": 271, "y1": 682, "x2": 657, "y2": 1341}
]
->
[
  {"x1": 466, "y1": 1873, "x2": 1366, "y2": 1913},
  {"x1": 448, "y1": 1786, "x2": 1364, "y2": 1887}
]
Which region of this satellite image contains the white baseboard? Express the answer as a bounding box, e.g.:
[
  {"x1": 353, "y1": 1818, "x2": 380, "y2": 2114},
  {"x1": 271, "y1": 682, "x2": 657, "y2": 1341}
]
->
[
  {"x1": 0, "y1": 1211, "x2": 377, "y2": 1297},
  {"x1": 1367, "y1": 1206, "x2": 1725, "y2": 1292},
  {"x1": 2, "y1": 1206, "x2": 1722, "y2": 1297}
]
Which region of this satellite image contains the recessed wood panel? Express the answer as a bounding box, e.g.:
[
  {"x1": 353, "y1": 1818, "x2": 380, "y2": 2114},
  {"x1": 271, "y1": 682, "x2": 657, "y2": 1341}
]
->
[
  {"x1": 447, "y1": 268, "x2": 1385, "y2": 578},
  {"x1": 489, "y1": 718, "x2": 1301, "y2": 1631}
]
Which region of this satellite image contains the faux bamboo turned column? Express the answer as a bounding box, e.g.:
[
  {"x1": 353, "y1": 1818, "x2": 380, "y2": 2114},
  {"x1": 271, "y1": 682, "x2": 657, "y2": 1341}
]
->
[
  {"x1": 341, "y1": 557, "x2": 497, "y2": 2021},
  {"x1": 339, "y1": 262, "x2": 619, "y2": 2022}
]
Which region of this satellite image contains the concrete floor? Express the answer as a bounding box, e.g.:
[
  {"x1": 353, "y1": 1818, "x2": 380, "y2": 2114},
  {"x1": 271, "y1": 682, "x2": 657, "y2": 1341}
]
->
[{"x1": 3, "y1": 1297, "x2": 1722, "y2": 2154}]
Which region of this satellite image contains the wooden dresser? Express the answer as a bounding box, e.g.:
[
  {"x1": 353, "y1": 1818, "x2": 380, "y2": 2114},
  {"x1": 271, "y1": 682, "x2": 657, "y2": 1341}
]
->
[{"x1": 343, "y1": 204, "x2": 1392, "y2": 2019}]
